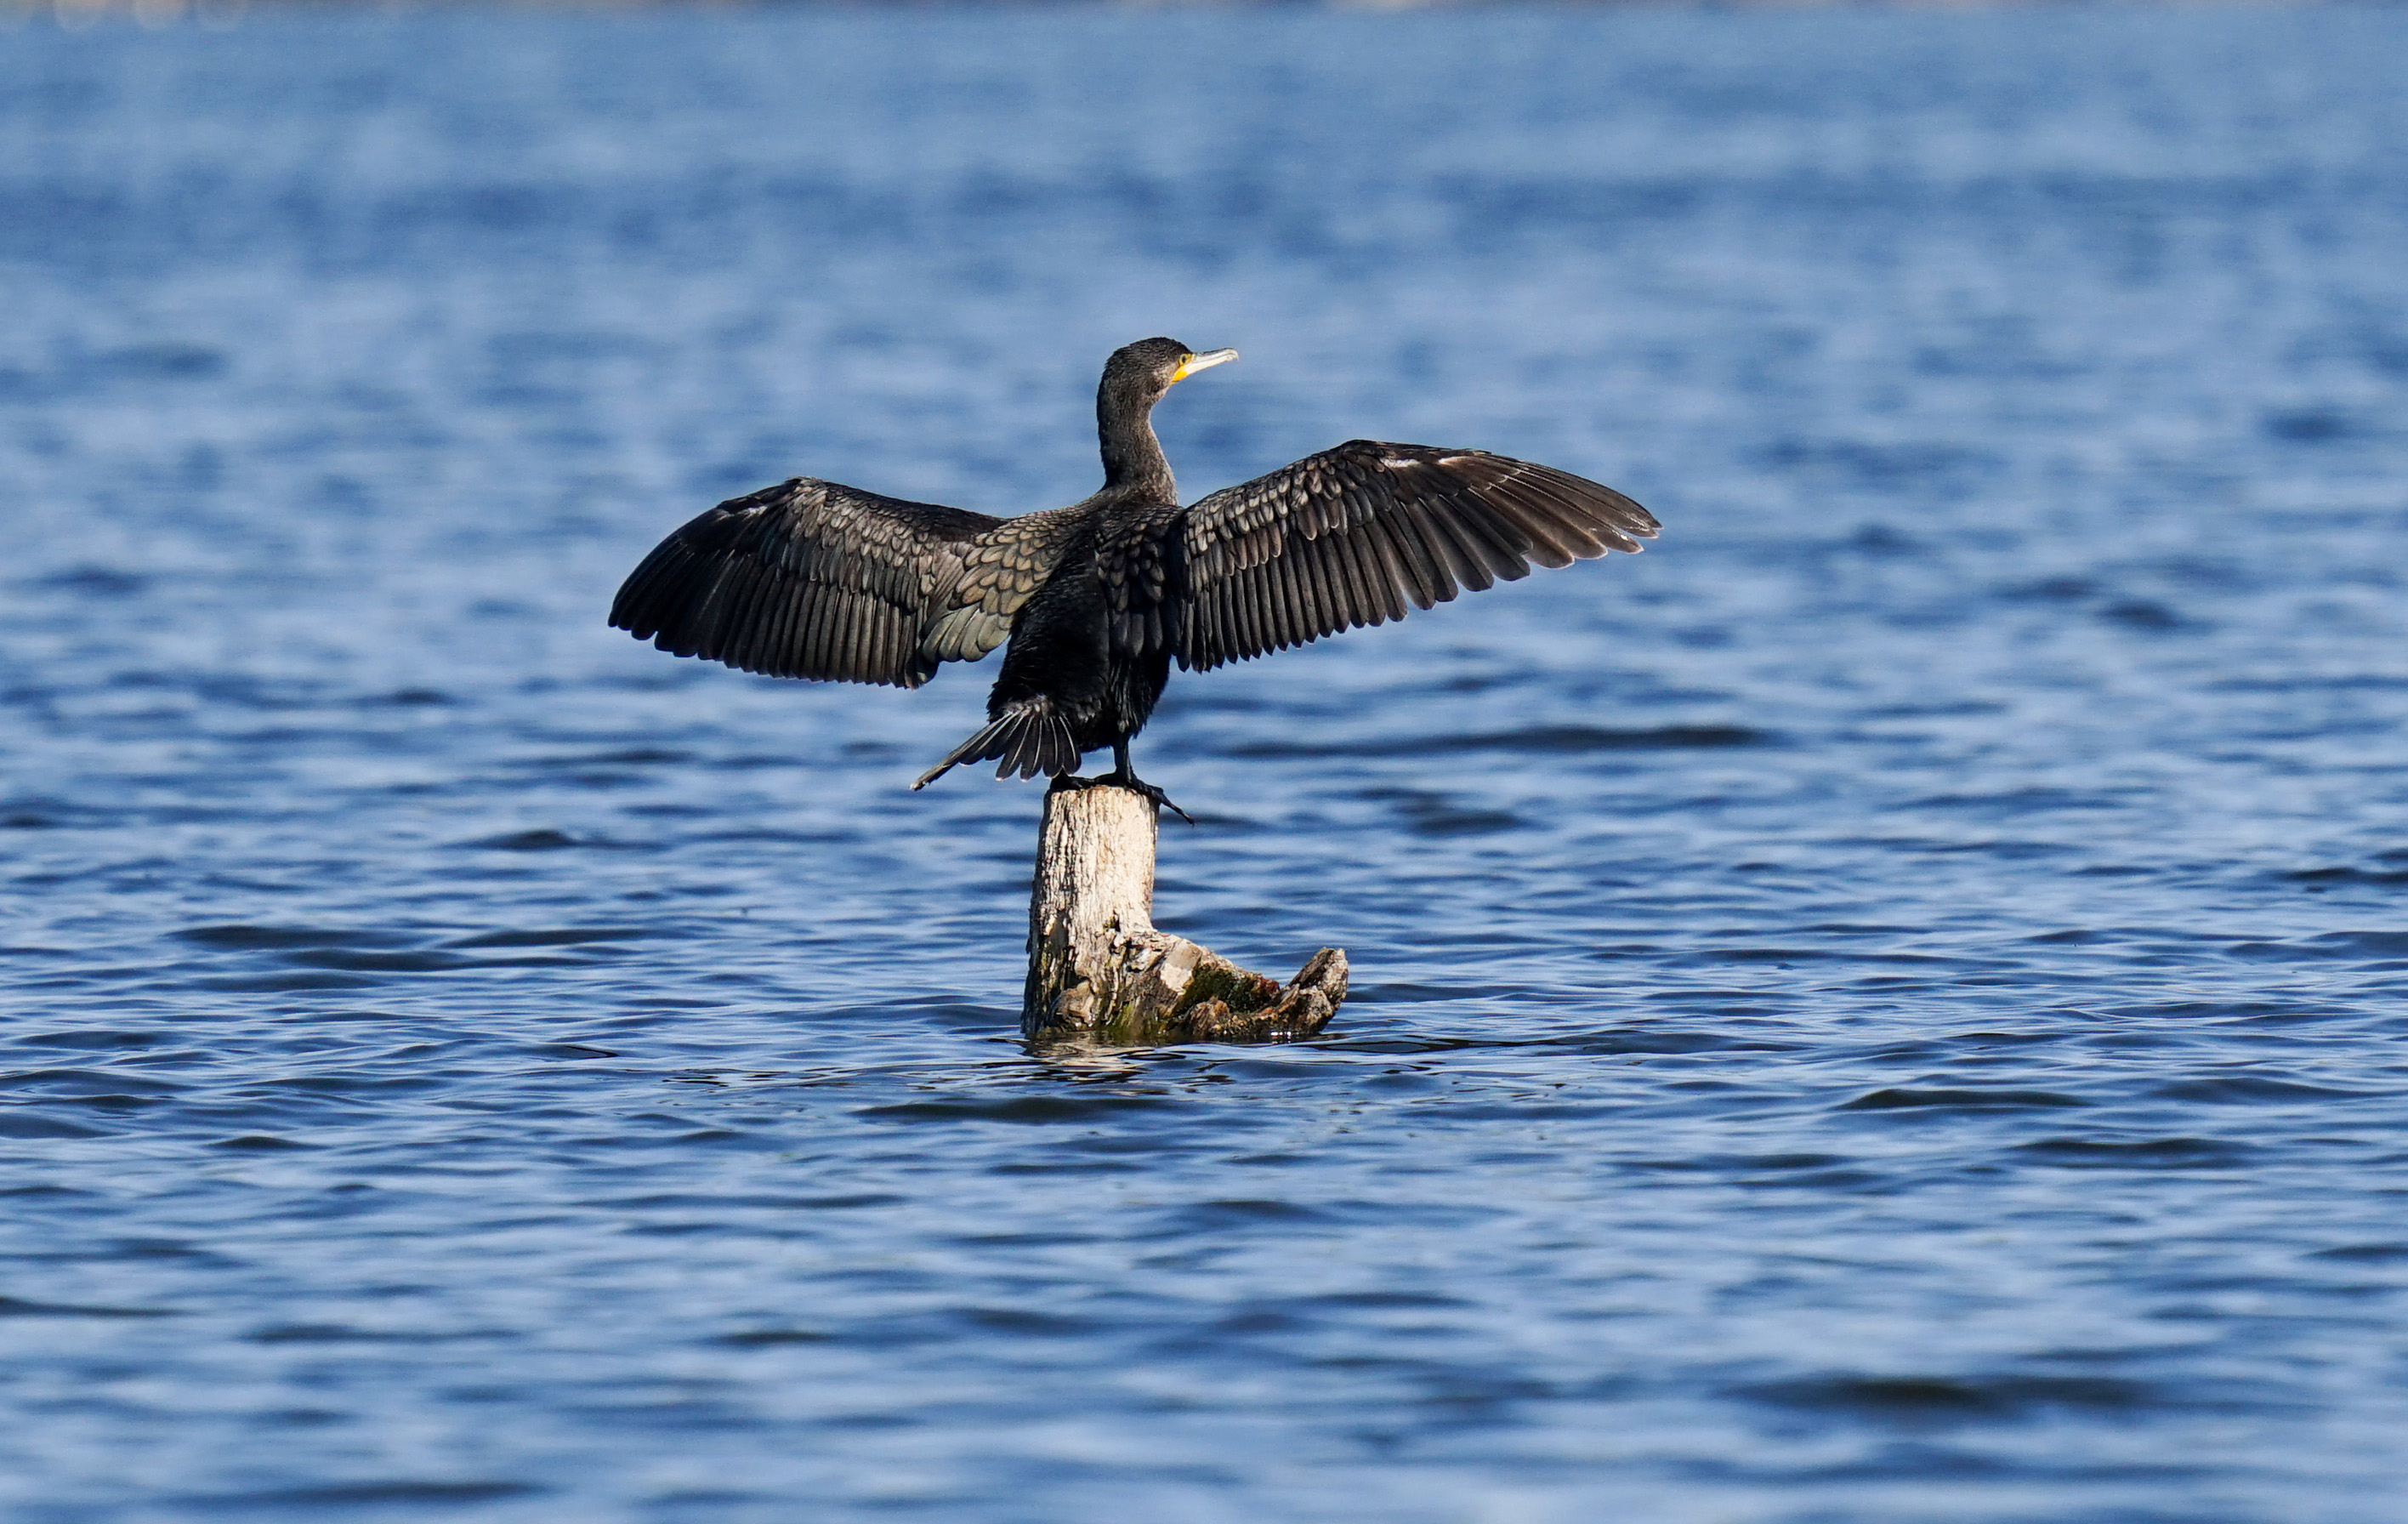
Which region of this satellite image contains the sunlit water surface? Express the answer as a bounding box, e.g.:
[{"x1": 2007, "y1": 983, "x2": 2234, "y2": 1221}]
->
[{"x1": 5, "y1": 7, "x2": 2408, "y2": 1521}]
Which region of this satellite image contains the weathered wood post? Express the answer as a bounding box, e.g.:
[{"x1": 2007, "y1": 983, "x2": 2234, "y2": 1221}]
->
[{"x1": 1022, "y1": 779, "x2": 1348, "y2": 1045}]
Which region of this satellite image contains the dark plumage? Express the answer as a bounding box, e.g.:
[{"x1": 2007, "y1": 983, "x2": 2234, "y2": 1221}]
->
[{"x1": 610, "y1": 338, "x2": 1660, "y2": 805}]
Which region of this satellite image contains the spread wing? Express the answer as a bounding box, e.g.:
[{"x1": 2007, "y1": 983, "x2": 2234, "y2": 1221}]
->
[
  {"x1": 1173, "y1": 441, "x2": 1659, "y2": 671},
  {"x1": 609, "y1": 478, "x2": 1072, "y2": 689},
  {"x1": 919, "y1": 505, "x2": 1088, "y2": 667}
]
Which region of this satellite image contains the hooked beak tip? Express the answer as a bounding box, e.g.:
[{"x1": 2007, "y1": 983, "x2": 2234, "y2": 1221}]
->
[{"x1": 1170, "y1": 348, "x2": 1239, "y2": 384}]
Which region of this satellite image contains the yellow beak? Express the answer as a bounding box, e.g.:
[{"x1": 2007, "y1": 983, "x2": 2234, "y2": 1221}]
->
[{"x1": 1169, "y1": 348, "x2": 1239, "y2": 384}]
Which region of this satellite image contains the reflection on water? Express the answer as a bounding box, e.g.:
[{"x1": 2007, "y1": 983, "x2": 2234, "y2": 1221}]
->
[{"x1": 5, "y1": 5, "x2": 2408, "y2": 1521}]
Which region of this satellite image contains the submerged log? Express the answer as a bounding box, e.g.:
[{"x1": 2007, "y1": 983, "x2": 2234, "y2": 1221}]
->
[{"x1": 1022, "y1": 779, "x2": 1348, "y2": 1045}]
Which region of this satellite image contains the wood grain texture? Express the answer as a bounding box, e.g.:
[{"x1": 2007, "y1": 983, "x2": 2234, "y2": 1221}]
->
[{"x1": 1022, "y1": 782, "x2": 1347, "y2": 1045}]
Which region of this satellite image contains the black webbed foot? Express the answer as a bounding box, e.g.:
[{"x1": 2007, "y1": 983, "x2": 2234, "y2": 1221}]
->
[
  {"x1": 1058, "y1": 770, "x2": 1194, "y2": 825},
  {"x1": 1121, "y1": 776, "x2": 1194, "y2": 826}
]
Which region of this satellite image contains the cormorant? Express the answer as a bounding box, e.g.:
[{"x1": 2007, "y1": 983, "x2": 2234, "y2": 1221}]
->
[{"x1": 609, "y1": 338, "x2": 1658, "y2": 811}]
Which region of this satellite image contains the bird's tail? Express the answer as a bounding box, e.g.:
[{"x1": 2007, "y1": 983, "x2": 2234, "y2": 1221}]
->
[{"x1": 912, "y1": 700, "x2": 1082, "y2": 790}]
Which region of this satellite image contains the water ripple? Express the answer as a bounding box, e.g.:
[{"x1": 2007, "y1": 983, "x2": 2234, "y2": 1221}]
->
[{"x1": 5, "y1": 7, "x2": 2408, "y2": 1523}]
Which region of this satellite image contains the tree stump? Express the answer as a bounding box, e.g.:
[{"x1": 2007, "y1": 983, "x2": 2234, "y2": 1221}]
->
[{"x1": 1022, "y1": 779, "x2": 1348, "y2": 1045}]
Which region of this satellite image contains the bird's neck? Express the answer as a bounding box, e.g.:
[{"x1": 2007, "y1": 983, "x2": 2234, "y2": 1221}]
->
[{"x1": 1098, "y1": 395, "x2": 1177, "y2": 503}]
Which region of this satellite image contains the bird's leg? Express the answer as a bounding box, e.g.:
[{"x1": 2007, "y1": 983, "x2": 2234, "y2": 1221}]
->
[{"x1": 1099, "y1": 740, "x2": 1192, "y2": 825}]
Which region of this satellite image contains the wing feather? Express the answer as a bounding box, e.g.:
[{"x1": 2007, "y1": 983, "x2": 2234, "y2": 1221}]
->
[
  {"x1": 1272, "y1": 543, "x2": 1309, "y2": 651},
  {"x1": 1415, "y1": 498, "x2": 1491, "y2": 592},
  {"x1": 775, "y1": 583, "x2": 814, "y2": 679},
  {"x1": 1337, "y1": 524, "x2": 1390, "y2": 628},
  {"x1": 730, "y1": 561, "x2": 775, "y2": 671},
  {"x1": 609, "y1": 477, "x2": 1086, "y2": 688},
  {"x1": 1173, "y1": 441, "x2": 1656, "y2": 672},
  {"x1": 1362, "y1": 520, "x2": 1415, "y2": 621}
]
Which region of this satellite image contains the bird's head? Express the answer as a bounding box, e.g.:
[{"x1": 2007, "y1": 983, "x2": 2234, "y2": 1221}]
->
[{"x1": 1102, "y1": 338, "x2": 1239, "y2": 408}]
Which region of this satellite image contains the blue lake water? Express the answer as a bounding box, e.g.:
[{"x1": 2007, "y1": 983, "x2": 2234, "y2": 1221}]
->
[{"x1": 5, "y1": 4, "x2": 2408, "y2": 1519}]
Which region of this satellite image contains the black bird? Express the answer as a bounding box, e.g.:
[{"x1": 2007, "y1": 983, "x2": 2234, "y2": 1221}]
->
[{"x1": 609, "y1": 338, "x2": 1659, "y2": 811}]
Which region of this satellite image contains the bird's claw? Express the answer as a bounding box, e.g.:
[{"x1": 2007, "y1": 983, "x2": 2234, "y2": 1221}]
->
[
  {"x1": 1059, "y1": 771, "x2": 1194, "y2": 824},
  {"x1": 1130, "y1": 780, "x2": 1195, "y2": 826}
]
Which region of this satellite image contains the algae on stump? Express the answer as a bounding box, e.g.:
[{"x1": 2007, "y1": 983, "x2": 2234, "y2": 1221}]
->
[{"x1": 1022, "y1": 780, "x2": 1347, "y2": 1044}]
